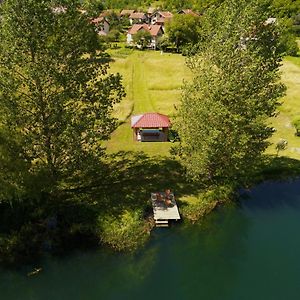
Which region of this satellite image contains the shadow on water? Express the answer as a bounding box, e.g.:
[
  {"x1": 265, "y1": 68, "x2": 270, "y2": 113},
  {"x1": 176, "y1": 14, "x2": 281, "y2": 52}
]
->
[{"x1": 240, "y1": 178, "x2": 300, "y2": 211}]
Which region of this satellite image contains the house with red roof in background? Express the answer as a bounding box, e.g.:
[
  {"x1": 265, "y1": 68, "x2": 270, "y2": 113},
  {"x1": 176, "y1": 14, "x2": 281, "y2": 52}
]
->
[
  {"x1": 127, "y1": 24, "x2": 164, "y2": 49},
  {"x1": 129, "y1": 12, "x2": 147, "y2": 25},
  {"x1": 131, "y1": 113, "x2": 171, "y2": 142},
  {"x1": 150, "y1": 11, "x2": 173, "y2": 29},
  {"x1": 120, "y1": 9, "x2": 135, "y2": 17},
  {"x1": 91, "y1": 16, "x2": 110, "y2": 36},
  {"x1": 178, "y1": 9, "x2": 200, "y2": 17}
]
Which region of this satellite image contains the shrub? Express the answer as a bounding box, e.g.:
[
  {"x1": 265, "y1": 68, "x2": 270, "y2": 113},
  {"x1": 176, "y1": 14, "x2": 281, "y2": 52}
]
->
[
  {"x1": 275, "y1": 139, "x2": 288, "y2": 156},
  {"x1": 181, "y1": 185, "x2": 234, "y2": 223},
  {"x1": 97, "y1": 209, "x2": 150, "y2": 251},
  {"x1": 292, "y1": 117, "x2": 300, "y2": 135}
]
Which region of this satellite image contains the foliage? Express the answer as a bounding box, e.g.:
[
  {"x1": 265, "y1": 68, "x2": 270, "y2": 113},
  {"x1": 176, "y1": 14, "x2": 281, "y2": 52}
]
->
[
  {"x1": 82, "y1": 0, "x2": 105, "y2": 17},
  {"x1": 275, "y1": 139, "x2": 288, "y2": 156},
  {"x1": 133, "y1": 30, "x2": 152, "y2": 49},
  {"x1": 101, "y1": 0, "x2": 152, "y2": 10},
  {"x1": 97, "y1": 210, "x2": 150, "y2": 251},
  {"x1": 181, "y1": 185, "x2": 234, "y2": 222},
  {"x1": 165, "y1": 14, "x2": 202, "y2": 51},
  {"x1": 292, "y1": 117, "x2": 300, "y2": 136},
  {"x1": 271, "y1": 0, "x2": 300, "y2": 18},
  {"x1": 157, "y1": 35, "x2": 173, "y2": 51},
  {"x1": 175, "y1": 0, "x2": 286, "y2": 184},
  {"x1": 106, "y1": 11, "x2": 130, "y2": 31},
  {"x1": 0, "y1": 0, "x2": 125, "y2": 200},
  {"x1": 278, "y1": 18, "x2": 299, "y2": 56},
  {"x1": 101, "y1": 29, "x2": 122, "y2": 44}
]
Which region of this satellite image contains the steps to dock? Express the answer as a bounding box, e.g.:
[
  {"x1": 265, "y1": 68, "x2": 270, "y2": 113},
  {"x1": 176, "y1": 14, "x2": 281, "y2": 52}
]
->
[{"x1": 155, "y1": 220, "x2": 169, "y2": 228}]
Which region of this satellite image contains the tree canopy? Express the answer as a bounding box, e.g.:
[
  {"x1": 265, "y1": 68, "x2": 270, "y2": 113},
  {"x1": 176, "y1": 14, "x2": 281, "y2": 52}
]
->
[
  {"x1": 165, "y1": 14, "x2": 201, "y2": 51},
  {"x1": 0, "y1": 0, "x2": 125, "y2": 201},
  {"x1": 175, "y1": 0, "x2": 286, "y2": 184},
  {"x1": 133, "y1": 30, "x2": 152, "y2": 49}
]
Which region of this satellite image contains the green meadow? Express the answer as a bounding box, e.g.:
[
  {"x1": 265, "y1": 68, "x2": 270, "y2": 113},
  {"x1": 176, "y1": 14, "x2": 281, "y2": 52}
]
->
[
  {"x1": 267, "y1": 56, "x2": 300, "y2": 160},
  {"x1": 106, "y1": 49, "x2": 192, "y2": 155},
  {"x1": 106, "y1": 47, "x2": 300, "y2": 161}
]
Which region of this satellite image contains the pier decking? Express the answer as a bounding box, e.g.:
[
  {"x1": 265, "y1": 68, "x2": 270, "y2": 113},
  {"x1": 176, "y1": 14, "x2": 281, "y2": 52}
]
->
[{"x1": 151, "y1": 192, "x2": 181, "y2": 227}]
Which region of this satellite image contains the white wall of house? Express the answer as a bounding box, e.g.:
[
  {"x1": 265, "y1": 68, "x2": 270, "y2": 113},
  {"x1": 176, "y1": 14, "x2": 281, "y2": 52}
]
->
[
  {"x1": 103, "y1": 21, "x2": 110, "y2": 34},
  {"x1": 127, "y1": 33, "x2": 133, "y2": 45}
]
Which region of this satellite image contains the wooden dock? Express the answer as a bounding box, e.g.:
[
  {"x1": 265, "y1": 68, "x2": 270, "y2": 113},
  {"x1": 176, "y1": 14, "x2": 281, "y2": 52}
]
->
[{"x1": 151, "y1": 192, "x2": 181, "y2": 227}]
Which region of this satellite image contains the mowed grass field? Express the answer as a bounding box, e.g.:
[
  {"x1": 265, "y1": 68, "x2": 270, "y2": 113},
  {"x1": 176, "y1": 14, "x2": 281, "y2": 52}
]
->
[
  {"x1": 105, "y1": 49, "x2": 192, "y2": 156},
  {"x1": 267, "y1": 56, "x2": 300, "y2": 159},
  {"x1": 106, "y1": 47, "x2": 300, "y2": 160}
]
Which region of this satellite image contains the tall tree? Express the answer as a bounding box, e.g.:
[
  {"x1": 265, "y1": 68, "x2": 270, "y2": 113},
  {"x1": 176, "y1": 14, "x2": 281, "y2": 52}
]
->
[
  {"x1": 175, "y1": 0, "x2": 285, "y2": 184},
  {"x1": 165, "y1": 14, "x2": 201, "y2": 52},
  {"x1": 0, "y1": 0, "x2": 125, "y2": 200}
]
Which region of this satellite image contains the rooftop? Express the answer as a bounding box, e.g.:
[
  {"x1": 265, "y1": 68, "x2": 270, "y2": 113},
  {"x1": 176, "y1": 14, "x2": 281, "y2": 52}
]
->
[
  {"x1": 131, "y1": 113, "x2": 171, "y2": 128},
  {"x1": 128, "y1": 24, "x2": 163, "y2": 36}
]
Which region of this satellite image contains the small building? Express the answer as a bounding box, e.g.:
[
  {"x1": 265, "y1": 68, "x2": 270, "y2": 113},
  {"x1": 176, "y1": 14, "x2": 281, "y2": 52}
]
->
[
  {"x1": 127, "y1": 24, "x2": 164, "y2": 49},
  {"x1": 91, "y1": 16, "x2": 110, "y2": 35},
  {"x1": 120, "y1": 9, "x2": 135, "y2": 17},
  {"x1": 150, "y1": 11, "x2": 173, "y2": 28},
  {"x1": 129, "y1": 12, "x2": 147, "y2": 25},
  {"x1": 147, "y1": 7, "x2": 157, "y2": 18},
  {"x1": 178, "y1": 9, "x2": 200, "y2": 17},
  {"x1": 131, "y1": 113, "x2": 170, "y2": 142}
]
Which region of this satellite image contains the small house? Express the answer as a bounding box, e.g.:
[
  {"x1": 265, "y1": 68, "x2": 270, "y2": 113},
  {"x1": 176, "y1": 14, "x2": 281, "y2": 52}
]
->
[
  {"x1": 131, "y1": 113, "x2": 171, "y2": 142},
  {"x1": 178, "y1": 9, "x2": 200, "y2": 17},
  {"x1": 150, "y1": 11, "x2": 173, "y2": 27},
  {"x1": 120, "y1": 9, "x2": 135, "y2": 17},
  {"x1": 127, "y1": 24, "x2": 164, "y2": 49},
  {"x1": 91, "y1": 16, "x2": 110, "y2": 35},
  {"x1": 129, "y1": 12, "x2": 147, "y2": 25}
]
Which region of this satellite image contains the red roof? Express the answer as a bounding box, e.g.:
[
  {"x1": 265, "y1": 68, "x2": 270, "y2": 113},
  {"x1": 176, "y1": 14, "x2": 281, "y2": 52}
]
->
[
  {"x1": 128, "y1": 24, "x2": 163, "y2": 36},
  {"x1": 131, "y1": 113, "x2": 171, "y2": 128},
  {"x1": 129, "y1": 12, "x2": 146, "y2": 19}
]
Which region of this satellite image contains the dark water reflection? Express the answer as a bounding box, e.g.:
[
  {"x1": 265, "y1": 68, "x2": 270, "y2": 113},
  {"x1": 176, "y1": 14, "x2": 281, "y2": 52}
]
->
[{"x1": 1, "y1": 179, "x2": 300, "y2": 300}]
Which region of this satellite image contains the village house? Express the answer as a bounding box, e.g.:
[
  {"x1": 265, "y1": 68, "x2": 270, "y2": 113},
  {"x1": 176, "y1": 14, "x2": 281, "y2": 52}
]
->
[
  {"x1": 127, "y1": 24, "x2": 164, "y2": 49},
  {"x1": 91, "y1": 16, "x2": 110, "y2": 36},
  {"x1": 147, "y1": 7, "x2": 157, "y2": 18},
  {"x1": 129, "y1": 12, "x2": 147, "y2": 25},
  {"x1": 178, "y1": 9, "x2": 200, "y2": 17},
  {"x1": 120, "y1": 9, "x2": 135, "y2": 17},
  {"x1": 150, "y1": 11, "x2": 173, "y2": 29}
]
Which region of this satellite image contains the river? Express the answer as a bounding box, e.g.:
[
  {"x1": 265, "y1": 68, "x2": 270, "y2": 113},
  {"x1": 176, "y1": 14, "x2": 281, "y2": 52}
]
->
[{"x1": 1, "y1": 179, "x2": 300, "y2": 300}]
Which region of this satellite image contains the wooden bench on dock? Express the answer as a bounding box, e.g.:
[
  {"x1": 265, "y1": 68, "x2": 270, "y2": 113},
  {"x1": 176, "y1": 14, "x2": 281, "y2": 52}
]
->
[{"x1": 151, "y1": 192, "x2": 181, "y2": 227}]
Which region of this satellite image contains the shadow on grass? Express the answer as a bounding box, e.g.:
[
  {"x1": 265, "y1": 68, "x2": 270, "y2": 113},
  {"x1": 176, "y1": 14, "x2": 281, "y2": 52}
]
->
[
  {"x1": 258, "y1": 154, "x2": 300, "y2": 181},
  {"x1": 89, "y1": 151, "x2": 202, "y2": 216}
]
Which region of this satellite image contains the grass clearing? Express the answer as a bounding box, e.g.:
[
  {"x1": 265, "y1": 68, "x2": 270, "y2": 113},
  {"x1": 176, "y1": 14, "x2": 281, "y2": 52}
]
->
[
  {"x1": 267, "y1": 56, "x2": 300, "y2": 159},
  {"x1": 106, "y1": 50, "x2": 192, "y2": 155},
  {"x1": 108, "y1": 50, "x2": 300, "y2": 161}
]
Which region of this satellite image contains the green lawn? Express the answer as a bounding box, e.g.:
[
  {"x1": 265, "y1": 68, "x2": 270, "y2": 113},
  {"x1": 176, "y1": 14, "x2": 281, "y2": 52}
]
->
[
  {"x1": 267, "y1": 56, "x2": 300, "y2": 159},
  {"x1": 106, "y1": 48, "x2": 300, "y2": 160},
  {"x1": 106, "y1": 49, "x2": 192, "y2": 155}
]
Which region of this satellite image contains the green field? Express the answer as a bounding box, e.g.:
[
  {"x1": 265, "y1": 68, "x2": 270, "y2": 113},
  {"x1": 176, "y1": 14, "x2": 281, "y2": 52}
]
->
[
  {"x1": 106, "y1": 49, "x2": 192, "y2": 155},
  {"x1": 106, "y1": 48, "x2": 300, "y2": 160},
  {"x1": 267, "y1": 56, "x2": 300, "y2": 159}
]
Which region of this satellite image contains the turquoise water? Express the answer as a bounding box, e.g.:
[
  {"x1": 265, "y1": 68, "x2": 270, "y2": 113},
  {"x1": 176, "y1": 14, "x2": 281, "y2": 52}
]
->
[{"x1": 1, "y1": 179, "x2": 300, "y2": 300}]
